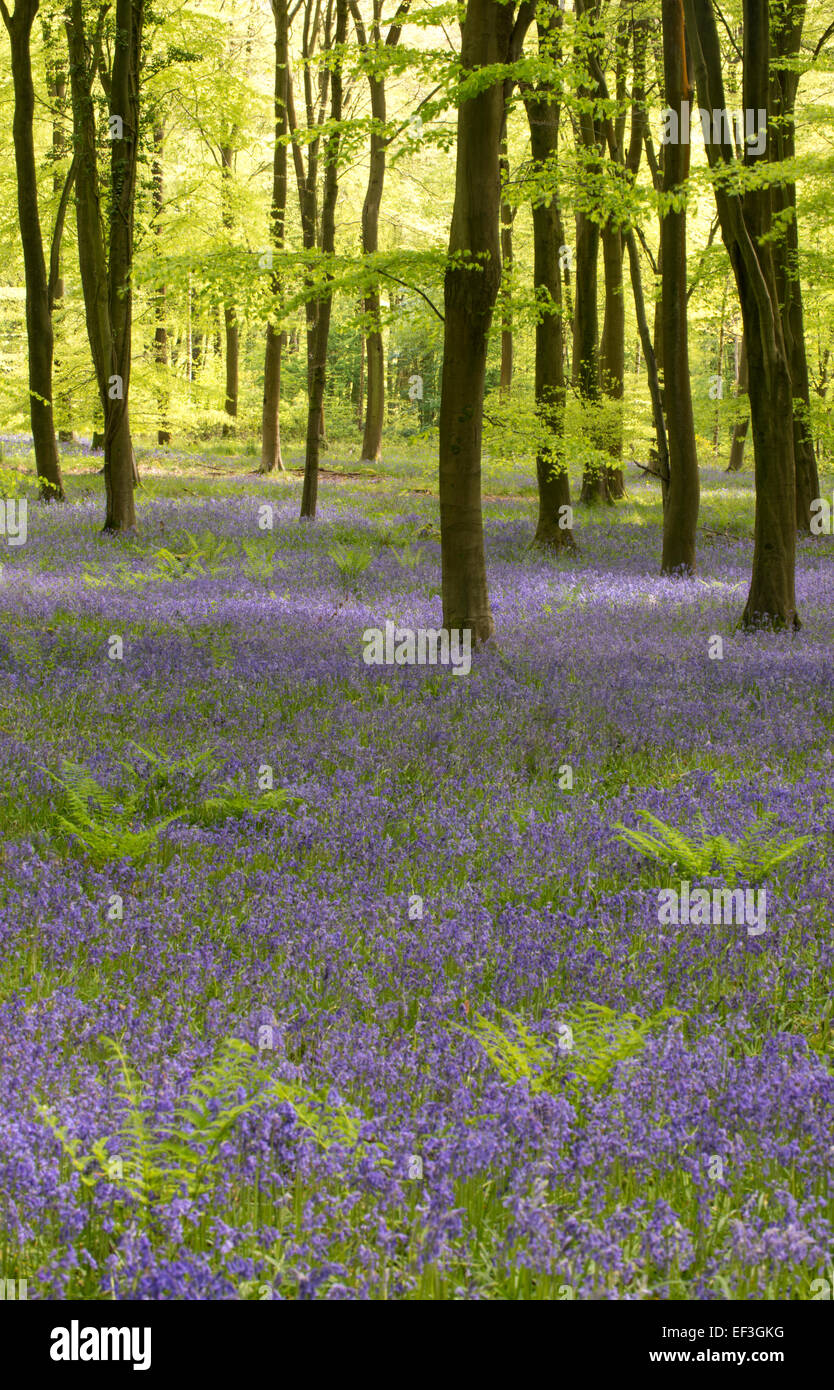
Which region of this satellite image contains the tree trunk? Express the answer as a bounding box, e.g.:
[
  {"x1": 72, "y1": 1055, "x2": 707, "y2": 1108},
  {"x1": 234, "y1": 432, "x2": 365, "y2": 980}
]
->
[
  {"x1": 45, "y1": 34, "x2": 73, "y2": 436},
  {"x1": 573, "y1": 0, "x2": 628, "y2": 506},
  {"x1": 499, "y1": 139, "x2": 514, "y2": 398},
  {"x1": 575, "y1": 212, "x2": 605, "y2": 503},
  {"x1": 286, "y1": 6, "x2": 330, "y2": 501},
  {"x1": 356, "y1": 318, "x2": 365, "y2": 428},
  {"x1": 438, "y1": 0, "x2": 532, "y2": 639},
  {"x1": 744, "y1": 314, "x2": 797, "y2": 624},
  {"x1": 523, "y1": 8, "x2": 573, "y2": 549},
  {"x1": 591, "y1": 12, "x2": 669, "y2": 499},
  {"x1": 728, "y1": 416, "x2": 750, "y2": 472},
  {"x1": 653, "y1": 238, "x2": 664, "y2": 395},
  {"x1": 660, "y1": 0, "x2": 699, "y2": 575},
  {"x1": 770, "y1": 0, "x2": 818, "y2": 529},
  {"x1": 684, "y1": 0, "x2": 798, "y2": 628},
  {"x1": 625, "y1": 228, "x2": 670, "y2": 502},
  {"x1": 221, "y1": 143, "x2": 238, "y2": 434},
  {"x1": 727, "y1": 331, "x2": 749, "y2": 471},
  {"x1": 300, "y1": 0, "x2": 348, "y2": 519},
  {"x1": 103, "y1": 0, "x2": 143, "y2": 530},
  {"x1": 66, "y1": 0, "x2": 141, "y2": 530},
  {"x1": 223, "y1": 308, "x2": 238, "y2": 432},
  {"x1": 362, "y1": 294, "x2": 384, "y2": 460},
  {"x1": 262, "y1": 326, "x2": 285, "y2": 472},
  {"x1": 359, "y1": 68, "x2": 386, "y2": 462},
  {"x1": 647, "y1": 31, "x2": 666, "y2": 401},
  {"x1": 152, "y1": 121, "x2": 171, "y2": 445},
  {"x1": 350, "y1": 0, "x2": 409, "y2": 461},
  {"x1": 713, "y1": 276, "x2": 728, "y2": 461},
  {"x1": 574, "y1": 0, "x2": 607, "y2": 505},
  {"x1": 260, "y1": 0, "x2": 289, "y2": 474},
  {"x1": 2, "y1": 0, "x2": 65, "y2": 501},
  {"x1": 600, "y1": 217, "x2": 625, "y2": 497},
  {"x1": 66, "y1": 0, "x2": 110, "y2": 408}
]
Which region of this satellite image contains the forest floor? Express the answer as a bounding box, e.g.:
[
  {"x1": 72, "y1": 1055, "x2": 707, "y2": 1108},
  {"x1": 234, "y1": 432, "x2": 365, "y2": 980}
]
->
[{"x1": 0, "y1": 440, "x2": 832, "y2": 1299}]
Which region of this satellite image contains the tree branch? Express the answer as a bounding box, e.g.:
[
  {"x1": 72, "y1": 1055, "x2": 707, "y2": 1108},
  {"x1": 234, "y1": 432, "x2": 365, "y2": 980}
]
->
[
  {"x1": 377, "y1": 267, "x2": 444, "y2": 322},
  {"x1": 812, "y1": 19, "x2": 834, "y2": 59},
  {"x1": 712, "y1": 1, "x2": 743, "y2": 63},
  {"x1": 48, "y1": 151, "x2": 78, "y2": 312}
]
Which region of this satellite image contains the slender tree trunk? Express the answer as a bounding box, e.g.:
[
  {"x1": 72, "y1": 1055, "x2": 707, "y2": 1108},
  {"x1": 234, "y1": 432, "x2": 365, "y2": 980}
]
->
[
  {"x1": 359, "y1": 69, "x2": 386, "y2": 462},
  {"x1": 356, "y1": 319, "x2": 365, "y2": 429},
  {"x1": 300, "y1": 0, "x2": 348, "y2": 519},
  {"x1": 361, "y1": 296, "x2": 384, "y2": 459},
  {"x1": 350, "y1": 0, "x2": 409, "y2": 461},
  {"x1": 653, "y1": 239, "x2": 664, "y2": 397},
  {"x1": 45, "y1": 36, "x2": 74, "y2": 438},
  {"x1": 727, "y1": 331, "x2": 749, "y2": 471},
  {"x1": 262, "y1": 326, "x2": 285, "y2": 471},
  {"x1": 647, "y1": 28, "x2": 666, "y2": 404},
  {"x1": 438, "y1": 0, "x2": 533, "y2": 639},
  {"x1": 575, "y1": 212, "x2": 605, "y2": 502},
  {"x1": 574, "y1": 0, "x2": 608, "y2": 504},
  {"x1": 660, "y1": 0, "x2": 699, "y2": 574},
  {"x1": 223, "y1": 311, "x2": 238, "y2": 430},
  {"x1": 261, "y1": 0, "x2": 289, "y2": 474},
  {"x1": 728, "y1": 416, "x2": 750, "y2": 472},
  {"x1": 286, "y1": 7, "x2": 329, "y2": 499},
  {"x1": 593, "y1": 11, "x2": 668, "y2": 496},
  {"x1": 625, "y1": 228, "x2": 670, "y2": 501},
  {"x1": 46, "y1": 50, "x2": 66, "y2": 307},
  {"x1": 811, "y1": 346, "x2": 829, "y2": 465},
  {"x1": 499, "y1": 139, "x2": 514, "y2": 398},
  {"x1": 66, "y1": 1, "x2": 109, "y2": 405},
  {"x1": 221, "y1": 144, "x2": 238, "y2": 434},
  {"x1": 597, "y1": 0, "x2": 629, "y2": 502},
  {"x1": 103, "y1": 0, "x2": 143, "y2": 529},
  {"x1": 713, "y1": 275, "x2": 728, "y2": 460},
  {"x1": 600, "y1": 217, "x2": 625, "y2": 497},
  {"x1": 66, "y1": 0, "x2": 140, "y2": 528},
  {"x1": 770, "y1": 0, "x2": 818, "y2": 529},
  {"x1": 523, "y1": 10, "x2": 574, "y2": 549},
  {"x1": 2, "y1": 0, "x2": 65, "y2": 500},
  {"x1": 152, "y1": 121, "x2": 171, "y2": 445}
]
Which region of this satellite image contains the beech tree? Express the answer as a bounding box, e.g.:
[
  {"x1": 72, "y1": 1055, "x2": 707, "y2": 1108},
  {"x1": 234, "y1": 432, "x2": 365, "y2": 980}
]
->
[
  {"x1": 220, "y1": 140, "x2": 239, "y2": 434},
  {"x1": 499, "y1": 136, "x2": 515, "y2": 397},
  {"x1": 300, "y1": 0, "x2": 348, "y2": 519},
  {"x1": 260, "y1": 0, "x2": 292, "y2": 475},
  {"x1": 438, "y1": 0, "x2": 534, "y2": 642},
  {"x1": 587, "y1": 13, "x2": 671, "y2": 506},
  {"x1": 218, "y1": 10, "x2": 259, "y2": 436},
  {"x1": 66, "y1": 0, "x2": 144, "y2": 531},
  {"x1": 286, "y1": 0, "x2": 339, "y2": 506},
  {"x1": 573, "y1": 0, "x2": 606, "y2": 504},
  {"x1": 770, "y1": 0, "x2": 820, "y2": 529},
  {"x1": 1, "y1": 0, "x2": 68, "y2": 500},
  {"x1": 597, "y1": 3, "x2": 630, "y2": 499},
  {"x1": 350, "y1": 0, "x2": 410, "y2": 463},
  {"x1": 521, "y1": 0, "x2": 574, "y2": 547},
  {"x1": 152, "y1": 118, "x2": 171, "y2": 447},
  {"x1": 2, "y1": 0, "x2": 831, "y2": 562},
  {"x1": 684, "y1": 0, "x2": 799, "y2": 628},
  {"x1": 660, "y1": 0, "x2": 699, "y2": 574},
  {"x1": 43, "y1": 7, "x2": 73, "y2": 440}
]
